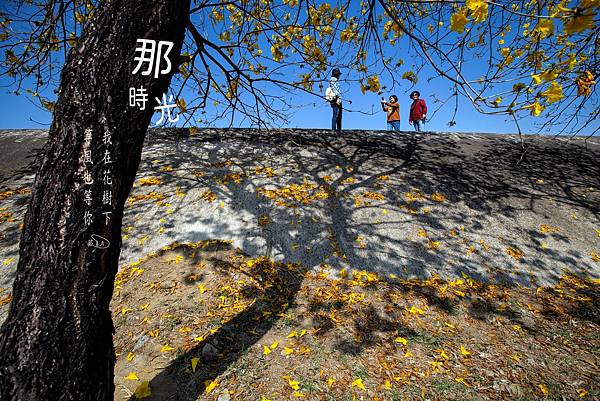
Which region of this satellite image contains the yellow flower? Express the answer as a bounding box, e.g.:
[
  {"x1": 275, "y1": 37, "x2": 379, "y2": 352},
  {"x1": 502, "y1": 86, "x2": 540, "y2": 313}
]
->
[
  {"x1": 160, "y1": 345, "x2": 174, "y2": 352},
  {"x1": 211, "y1": 8, "x2": 224, "y2": 22},
  {"x1": 270, "y1": 44, "x2": 284, "y2": 62},
  {"x1": 578, "y1": 388, "x2": 589, "y2": 397},
  {"x1": 541, "y1": 81, "x2": 564, "y2": 104},
  {"x1": 352, "y1": 378, "x2": 366, "y2": 390},
  {"x1": 455, "y1": 377, "x2": 470, "y2": 387},
  {"x1": 394, "y1": 337, "x2": 408, "y2": 345},
  {"x1": 466, "y1": 0, "x2": 488, "y2": 23},
  {"x1": 133, "y1": 381, "x2": 151, "y2": 399},
  {"x1": 540, "y1": 69, "x2": 558, "y2": 82},
  {"x1": 431, "y1": 193, "x2": 447, "y2": 202},
  {"x1": 427, "y1": 240, "x2": 441, "y2": 251},
  {"x1": 138, "y1": 177, "x2": 161, "y2": 186},
  {"x1": 534, "y1": 19, "x2": 554, "y2": 39},
  {"x1": 564, "y1": 13, "x2": 594, "y2": 34},
  {"x1": 124, "y1": 372, "x2": 139, "y2": 381},
  {"x1": 367, "y1": 75, "x2": 381, "y2": 92},
  {"x1": 204, "y1": 380, "x2": 219, "y2": 394},
  {"x1": 576, "y1": 71, "x2": 596, "y2": 96},
  {"x1": 581, "y1": 0, "x2": 600, "y2": 8},
  {"x1": 340, "y1": 25, "x2": 356, "y2": 42},
  {"x1": 540, "y1": 224, "x2": 560, "y2": 234},
  {"x1": 523, "y1": 100, "x2": 545, "y2": 116},
  {"x1": 285, "y1": 377, "x2": 301, "y2": 391},
  {"x1": 406, "y1": 305, "x2": 425, "y2": 314},
  {"x1": 507, "y1": 246, "x2": 525, "y2": 259},
  {"x1": 191, "y1": 357, "x2": 200, "y2": 372},
  {"x1": 450, "y1": 9, "x2": 469, "y2": 33}
]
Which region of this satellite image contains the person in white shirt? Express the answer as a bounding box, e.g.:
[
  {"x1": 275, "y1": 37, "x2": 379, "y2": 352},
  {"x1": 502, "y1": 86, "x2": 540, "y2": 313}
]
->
[{"x1": 328, "y1": 68, "x2": 342, "y2": 132}]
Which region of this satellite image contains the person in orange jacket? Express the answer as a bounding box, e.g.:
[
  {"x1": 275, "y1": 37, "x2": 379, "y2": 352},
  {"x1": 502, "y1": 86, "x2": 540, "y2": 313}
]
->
[
  {"x1": 408, "y1": 91, "x2": 427, "y2": 132},
  {"x1": 381, "y1": 95, "x2": 401, "y2": 131}
]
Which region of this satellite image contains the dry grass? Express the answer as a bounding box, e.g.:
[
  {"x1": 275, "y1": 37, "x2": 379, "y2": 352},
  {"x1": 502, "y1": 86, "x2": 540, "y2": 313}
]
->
[{"x1": 112, "y1": 241, "x2": 600, "y2": 401}]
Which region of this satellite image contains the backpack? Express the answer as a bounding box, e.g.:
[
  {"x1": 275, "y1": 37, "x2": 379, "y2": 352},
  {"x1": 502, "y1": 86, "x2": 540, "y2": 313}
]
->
[{"x1": 325, "y1": 86, "x2": 335, "y2": 102}]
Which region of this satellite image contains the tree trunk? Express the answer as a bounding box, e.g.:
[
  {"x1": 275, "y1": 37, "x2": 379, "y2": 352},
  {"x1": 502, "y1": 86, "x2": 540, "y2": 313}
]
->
[{"x1": 0, "y1": 1, "x2": 190, "y2": 400}]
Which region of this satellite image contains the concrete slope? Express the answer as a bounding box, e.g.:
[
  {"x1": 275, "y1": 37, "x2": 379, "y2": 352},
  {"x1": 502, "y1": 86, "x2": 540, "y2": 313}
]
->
[{"x1": 1, "y1": 129, "x2": 599, "y2": 315}]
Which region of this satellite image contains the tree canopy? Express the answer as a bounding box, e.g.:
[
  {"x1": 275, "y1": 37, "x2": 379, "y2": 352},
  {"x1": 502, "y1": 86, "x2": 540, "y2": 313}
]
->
[{"x1": 1, "y1": 0, "x2": 598, "y2": 134}]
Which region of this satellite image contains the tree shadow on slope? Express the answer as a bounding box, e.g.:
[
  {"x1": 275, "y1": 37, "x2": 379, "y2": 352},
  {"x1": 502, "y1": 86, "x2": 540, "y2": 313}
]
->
[
  {"x1": 419, "y1": 134, "x2": 600, "y2": 218},
  {"x1": 125, "y1": 129, "x2": 600, "y2": 292},
  {"x1": 127, "y1": 243, "x2": 306, "y2": 401},
  {"x1": 0, "y1": 132, "x2": 46, "y2": 185}
]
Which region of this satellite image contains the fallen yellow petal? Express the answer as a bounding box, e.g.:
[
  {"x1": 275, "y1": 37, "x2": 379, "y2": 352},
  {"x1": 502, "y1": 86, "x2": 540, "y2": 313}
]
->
[
  {"x1": 191, "y1": 357, "x2": 200, "y2": 373},
  {"x1": 455, "y1": 377, "x2": 470, "y2": 387},
  {"x1": 406, "y1": 305, "x2": 425, "y2": 315},
  {"x1": 394, "y1": 337, "x2": 408, "y2": 345},
  {"x1": 287, "y1": 377, "x2": 300, "y2": 391},
  {"x1": 352, "y1": 378, "x2": 366, "y2": 390},
  {"x1": 133, "y1": 381, "x2": 151, "y2": 399},
  {"x1": 124, "y1": 372, "x2": 139, "y2": 381},
  {"x1": 204, "y1": 380, "x2": 219, "y2": 394},
  {"x1": 438, "y1": 349, "x2": 449, "y2": 360}
]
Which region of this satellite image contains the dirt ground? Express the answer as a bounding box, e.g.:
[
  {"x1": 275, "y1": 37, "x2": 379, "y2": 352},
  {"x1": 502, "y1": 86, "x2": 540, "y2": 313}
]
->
[{"x1": 111, "y1": 240, "x2": 600, "y2": 401}]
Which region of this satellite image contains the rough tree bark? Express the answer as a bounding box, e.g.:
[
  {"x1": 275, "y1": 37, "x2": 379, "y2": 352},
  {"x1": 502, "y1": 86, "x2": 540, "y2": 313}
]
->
[{"x1": 0, "y1": 0, "x2": 190, "y2": 400}]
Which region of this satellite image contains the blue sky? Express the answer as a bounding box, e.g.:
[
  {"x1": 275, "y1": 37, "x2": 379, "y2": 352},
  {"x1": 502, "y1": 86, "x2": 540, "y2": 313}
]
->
[
  {"x1": 0, "y1": 51, "x2": 525, "y2": 133},
  {"x1": 1, "y1": 1, "x2": 596, "y2": 135},
  {"x1": 0, "y1": 52, "x2": 532, "y2": 134}
]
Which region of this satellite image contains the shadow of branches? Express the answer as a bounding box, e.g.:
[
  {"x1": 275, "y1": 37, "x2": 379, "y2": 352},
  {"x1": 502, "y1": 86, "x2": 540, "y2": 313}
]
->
[{"x1": 123, "y1": 128, "x2": 599, "y2": 290}]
